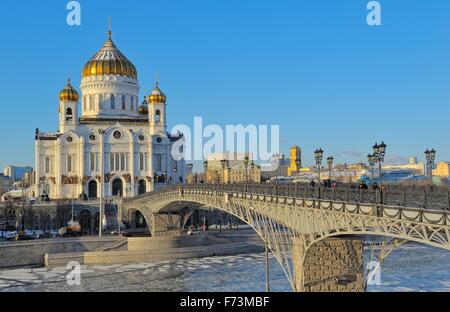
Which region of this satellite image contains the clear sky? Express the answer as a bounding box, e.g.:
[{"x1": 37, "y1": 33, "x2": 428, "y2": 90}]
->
[{"x1": 0, "y1": 0, "x2": 449, "y2": 170}]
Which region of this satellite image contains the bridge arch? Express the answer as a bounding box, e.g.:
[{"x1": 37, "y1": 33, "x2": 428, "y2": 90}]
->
[{"x1": 120, "y1": 185, "x2": 450, "y2": 291}]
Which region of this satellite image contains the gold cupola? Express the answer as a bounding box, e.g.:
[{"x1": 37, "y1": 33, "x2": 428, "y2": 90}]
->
[
  {"x1": 148, "y1": 82, "x2": 167, "y2": 104},
  {"x1": 59, "y1": 79, "x2": 79, "y2": 102},
  {"x1": 138, "y1": 96, "x2": 149, "y2": 114},
  {"x1": 82, "y1": 30, "x2": 137, "y2": 79}
]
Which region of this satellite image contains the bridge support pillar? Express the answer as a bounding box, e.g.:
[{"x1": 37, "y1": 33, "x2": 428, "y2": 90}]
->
[
  {"x1": 291, "y1": 236, "x2": 364, "y2": 292},
  {"x1": 152, "y1": 214, "x2": 182, "y2": 237}
]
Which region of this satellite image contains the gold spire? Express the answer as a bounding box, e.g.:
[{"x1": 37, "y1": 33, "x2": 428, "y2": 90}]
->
[{"x1": 108, "y1": 16, "x2": 111, "y2": 39}]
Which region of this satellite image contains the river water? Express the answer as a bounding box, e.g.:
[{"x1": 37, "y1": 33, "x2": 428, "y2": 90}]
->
[{"x1": 0, "y1": 243, "x2": 448, "y2": 292}]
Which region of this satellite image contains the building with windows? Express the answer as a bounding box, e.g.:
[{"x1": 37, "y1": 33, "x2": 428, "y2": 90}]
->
[
  {"x1": 3, "y1": 166, "x2": 33, "y2": 182},
  {"x1": 433, "y1": 162, "x2": 450, "y2": 178},
  {"x1": 200, "y1": 152, "x2": 261, "y2": 184},
  {"x1": 288, "y1": 146, "x2": 302, "y2": 176},
  {"x1": 35, "y1": 28, "x2": 185, "y2": 200}
]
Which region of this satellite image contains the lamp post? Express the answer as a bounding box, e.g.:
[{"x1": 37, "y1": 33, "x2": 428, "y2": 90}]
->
[
  {"x1": 327, "y1": 156, "x2": 334, "y2": 181},
  {"x1": 367, "y1": 153, "x2": 376, "y2": 180},
  {"x1": 220, "y1": 159, "x2": 227, "y2": 187},
  {"x1": 314, "y1": 148, "x2": 324, "y2": 184},
  {"x1": 372, "y1": 141, "x2": 387, "y2": 187},
  {"x1": 244, "y1": 154, "x2": 249, "y2": 192},
  {"x1": 203, "y1": 161, "x2": 208, "y2": 183},
  {"x1": 173, "y1": 167, "x2": 178, "y2": 185},
  {"x1": 425, "y1": 149, "x2": 436, "y2": 185},
  {"x1": 296, "y1": 158, "x2": 301, "y2": 176},
  {"x1": 163, "y1": 170, "x2": 168, "y2": 186}
]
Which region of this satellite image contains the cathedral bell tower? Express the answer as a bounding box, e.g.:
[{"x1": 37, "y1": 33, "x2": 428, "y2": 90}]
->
[
  {"x1": 59, "y1": 79, "x2": 79, "y2": 133},
  {"x1": 148, "y1": 82, "x2": 167, "y2": 135}
]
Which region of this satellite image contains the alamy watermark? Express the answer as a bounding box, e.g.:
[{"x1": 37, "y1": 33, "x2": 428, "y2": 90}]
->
[
  {"x1": 367, "y1": 1, "x2": 382, "y2": 26},
  {"x1": 66, "y1": 261, "x2": 81, "y2": 286},
  {"x1": 66, "y1": 1, "x2": 81, "y2": 26}
]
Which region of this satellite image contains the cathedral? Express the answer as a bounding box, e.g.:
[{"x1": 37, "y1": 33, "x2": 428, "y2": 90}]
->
[{"x1": 34, "y1": 28, "x2": 185, "y2": 200}]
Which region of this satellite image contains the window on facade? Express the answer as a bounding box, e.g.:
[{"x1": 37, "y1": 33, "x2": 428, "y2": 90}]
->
[
  {"x1": 122, "y1": 95, "x2": 126, "y2": 110},
  {"x1": 45, "y1": 157, "x2": 50, "y2": 174},
  {"x1": 67, "y1": 155, "x2": 72, "y2": 172},
  {"x1": 66, "y1": 108, "x2": 73, "y2": 121},
  {"x1": 120, "y1": 154, "x2": 125, "y2": 171},
  {"x1": 114, "y1": 154, "x2": 120, "y2": 171},
  {"x1": 110, "y1": 154, "x2": 114, "y2": 171},
  {"x1": 90, "y1": 95, "x2": 94, "y2": 111},
  {"x1": 90, "y1": 153, "x2": 95, "y2": 172},
  {"x1": 99, "y1": 94, "x2": 103, "y2": 110},
  {"x1": 131, "y1": 96, "x2": 134, "y2": 111},
  {"x1": 111, "y1": 94, "x2": 115, "y2": 109},
  {"x1": 140, "y1": 153, "x2": 144, "y2": 171},
  {"x1": 155, "y1": 155, "x2": 162, "y2": 171},
  {"x1": 155, "y1": 110, "x2": 161, "y2": 123}
]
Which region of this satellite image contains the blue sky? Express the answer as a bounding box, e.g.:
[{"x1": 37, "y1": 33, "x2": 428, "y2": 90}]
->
[{"x1": 0, "y1": 0, "x2": 449, "y2": 170}]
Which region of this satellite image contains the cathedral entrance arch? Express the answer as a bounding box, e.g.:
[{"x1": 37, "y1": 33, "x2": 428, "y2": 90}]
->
[
  {"x1": 138, "y1": 180, "x2": 146, "y2": 195},
  {"x1": 88, "y1": 180, "x2": 98, "y2": 198},
  {"x1": 112, "y1": 178, "x2": 123, "y2": 197}
]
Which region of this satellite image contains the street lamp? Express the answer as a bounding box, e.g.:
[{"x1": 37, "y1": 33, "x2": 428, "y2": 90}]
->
[
  {"x1": 372, "y1": 141, "x2": 387, "y2": 186},
  {"x1": 425, "y1": 149, "x2": 436, "y2": 185},
  {"x1": 367, "y1": 153, "x2": 376, "y2": 180},
  {"x1": 220, "y1": 159, "x2": 227, "y2": 186},
  {"x1": 203, "y1": 161, "x2": 208, "y2": 183},
  {"x1": 173, "y1": 167, "x2": 178, "y2": 185},
  {"x1": 314, "y1": 148, "x2": 324, "y2": 184},
  {"x1": 295, "y1": 158, "x2": 301, "y2": 176},
  {"x1": 327, "y1": 156, "x2": 334, "y2": 181},
  {"x1": 244, "y1": 154, "x2": 250, "y2": 192}
]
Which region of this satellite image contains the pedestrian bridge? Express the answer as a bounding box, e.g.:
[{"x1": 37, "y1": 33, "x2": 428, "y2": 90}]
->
[{"x1": 119, "y1": 183, "x2": 450, "y2": 291}]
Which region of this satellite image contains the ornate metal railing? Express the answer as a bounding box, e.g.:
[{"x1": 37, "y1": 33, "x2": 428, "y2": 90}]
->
[{"x1": 124, "y1": 183, "x2": 450, "y2": 211}]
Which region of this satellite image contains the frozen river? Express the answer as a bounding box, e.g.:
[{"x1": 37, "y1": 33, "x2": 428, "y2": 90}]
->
[{"x1": 0, "y1": 243, "x2": 448, "y2": 292}]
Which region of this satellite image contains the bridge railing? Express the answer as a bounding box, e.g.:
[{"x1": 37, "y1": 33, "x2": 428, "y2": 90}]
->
[{"x1": 124, "y1": 183, "x2": 450, "y2": 211}]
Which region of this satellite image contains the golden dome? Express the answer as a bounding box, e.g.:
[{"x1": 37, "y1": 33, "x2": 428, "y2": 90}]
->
[
  {"x1": 82, "y1": 31, "x2": 137, "y2": 79},
  {"x1": 59, "y1": 79, "x2": 79, "y2": 102},
  {"x1": 138, "y1": 96, "x2": 149, "y2": 114},
  {"x1": 148, "y1": 82, "x2": 166, "y2": 104}
]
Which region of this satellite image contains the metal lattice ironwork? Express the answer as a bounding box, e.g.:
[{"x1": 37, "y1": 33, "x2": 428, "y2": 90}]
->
[{"x1": 120, "y1": 184, "x2": 450, "y2": 290}]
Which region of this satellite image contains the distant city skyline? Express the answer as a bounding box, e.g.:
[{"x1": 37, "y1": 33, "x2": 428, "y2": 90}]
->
[{"x1": 1, "y1": 0, "x2": 449, "y2": 170}]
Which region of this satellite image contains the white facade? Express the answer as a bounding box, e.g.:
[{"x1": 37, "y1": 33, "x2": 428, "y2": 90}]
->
[{"x1": 35, "y1": 31, "x2": 185, "y2": 200}]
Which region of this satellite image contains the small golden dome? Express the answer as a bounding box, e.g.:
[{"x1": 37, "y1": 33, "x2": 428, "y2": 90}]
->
[
  {"x1": 82, "y1": 31, "x2": 137, "y2": 79},
  {"x1": 138, "y1": 96, "x2": 149, "y2": 114},
  {"x1": 59, "y1": 79, "x2": 79, "y2": 102},
  {"x1": 148, "y1": 82, "x2": 166, "y2": 104}
]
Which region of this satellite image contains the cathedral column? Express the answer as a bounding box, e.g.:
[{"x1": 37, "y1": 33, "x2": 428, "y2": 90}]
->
[
  {"x1": 56, "y1": 139, "x2": 62, "y2": 199},
  {"x1": 79, "y1": 137, "x2": 85, "y2": 197},
  {"x1": 35, "y1": 139, "x2": 41, "y2": 197},
  {"x1": 129, "y1": 140, "x2": 135, "y2": 197},
  {"x1": 149, "y1": 140, "x2": 154, "y2": 191}
]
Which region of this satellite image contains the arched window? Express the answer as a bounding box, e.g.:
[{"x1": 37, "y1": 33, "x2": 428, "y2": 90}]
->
[
  {"x1": 67, "y1": 155, "x2": 72, "y2": 172},
  {"x1": 115, "y1": 154, "x2": 120, "y2": 171},
  {"x1": 155, "y1": 110, "x2": 161, "y2": 123},
  {"x1": 131, "y1": 96, "x2": 134, "y2": 111},
  {"x1": 122, "y1": 95, "x2": 126, "y2": 110},
  {"x1": 140, "y1": 153, "x2": 144, "y2": 171},
  {"x1": 99, "y1": 94, "x2": 103, "y2": 110},
  {"x1": 120, "y1": 154, "x2": 125, "y2": 171},
  {"x1": 89, "y1": 95, "x2": 94, "y2": 111},
  {"x1": 66, "y1": 107, "x2": 73, "y2": 121},
  {"x1": 90, "y1": 153, "x2": 95, "y2": 172},
  {"x1": 110, "y1": 153, "x2": 114, "y2": 171},
  {"x1": 45, "y1": 157, "x2": 50, "y2": 174},
  {"x1": 155, "y1": 155, "x2": 162, "y2": 171},
  {"x1": 111, "y1": 94, "x2": 115, "y2": 109}
]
